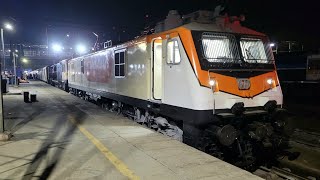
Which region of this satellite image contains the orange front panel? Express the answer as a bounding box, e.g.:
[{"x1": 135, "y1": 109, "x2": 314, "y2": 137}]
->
[
  {"x1": 177, "y1": 27, "x2": 279, "y2": 98},
  {"x1": 208, "y1": 71, "x2": 279, "y2": 97}
]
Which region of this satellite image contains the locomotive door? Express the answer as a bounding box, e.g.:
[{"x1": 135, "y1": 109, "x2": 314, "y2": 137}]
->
[
  {"x1": 152, "y1": 38, "x2": 163, "y2": 101},
  {"x1": 163, "y1": 34, "x2": 183, "y2": 106}
]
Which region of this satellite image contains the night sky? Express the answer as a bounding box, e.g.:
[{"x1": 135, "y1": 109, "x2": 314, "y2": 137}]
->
[{"x1": 0, "y1": 0, "x2": 319, "y2": 51}]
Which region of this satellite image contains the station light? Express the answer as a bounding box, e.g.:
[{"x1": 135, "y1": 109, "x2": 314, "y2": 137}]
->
[
  {"x1": 52, "y1": 43, "x2": 63, "y2": 53},
  {"x1": 4, "y1": 23, "x2": 13, "y2": 31},
  {"x1": 22, "y1": 58, "x2": 28, "y2": 63},
  {"x1": 76, "y1": 44, "x2": 86, "y2": 54},
  {"x1": 269, "y1": 43, "x2": 275, "y2": 47},
  {"x1": 15, "y1": 49, "x2": 18, "y2": 53}
]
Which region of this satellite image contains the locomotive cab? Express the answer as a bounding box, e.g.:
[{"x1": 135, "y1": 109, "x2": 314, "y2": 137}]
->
[{"x1": 151, "y1": 10, "x2": 290, "y2": 168}]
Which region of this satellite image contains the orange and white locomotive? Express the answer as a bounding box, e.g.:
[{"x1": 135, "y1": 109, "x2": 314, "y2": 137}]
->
[{"x1": 45, "y1": 10, "x2": 293, "y2": 168}]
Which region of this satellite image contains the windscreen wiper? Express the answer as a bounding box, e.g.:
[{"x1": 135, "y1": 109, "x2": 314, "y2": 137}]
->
[{"x1": 245, "y1": 49, "x2": 255, "y2": 59}]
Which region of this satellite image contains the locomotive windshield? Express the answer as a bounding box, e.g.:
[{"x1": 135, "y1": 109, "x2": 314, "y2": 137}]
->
[
  {"x1": 201, "y1": 33, "x2": 241, "y2": 63},
  {"x1": 193, "y1": 31, "x2": 275, "y2": 71},
  {"x1": 239, "y1": 37, "x2": 272, "y2": 64}
]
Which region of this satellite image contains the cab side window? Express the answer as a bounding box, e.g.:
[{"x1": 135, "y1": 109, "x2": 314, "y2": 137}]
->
[
  {"x1": 167, "y1": 40, "x2": 181, "y2": 64},
  {"x1": 115, "y1": 50, "x2": 126, "y2": 77}
]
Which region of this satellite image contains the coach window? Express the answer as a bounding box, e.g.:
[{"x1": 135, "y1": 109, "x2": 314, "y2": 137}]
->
[
  {"x1": 62, "y1": 63, "x2": 65, "y2": 72},
  {"x1": 81, "y1": 59, "x2": 84, "y2": 74},
  {"x1": 167, "y1": 39, "x2": 181, "y2": 64},
  {"x1": 70, "y1": 62, "x2": 75, "y2": 81},
  {"x1": 115, "y1": 50, "x2": 126, "y2": 77}
]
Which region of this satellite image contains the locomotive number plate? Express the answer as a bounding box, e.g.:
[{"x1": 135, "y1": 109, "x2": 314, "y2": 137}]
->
[{"x1": 237, "y1": 78, "x2": 251, "y2": 90}]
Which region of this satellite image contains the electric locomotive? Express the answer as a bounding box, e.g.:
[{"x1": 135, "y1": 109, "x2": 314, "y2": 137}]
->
[{"x1": 48, "y1": 10, "x2": 295, "y2": 169}]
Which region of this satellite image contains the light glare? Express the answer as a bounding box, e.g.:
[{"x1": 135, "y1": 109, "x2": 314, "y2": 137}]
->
[
  {"x1": 209, "y1": 79, "x2": 215, "y2": 86},
  {"x1": 4, "y1": 23, "x2": 13, "y2": 30},
  {"x1": 76, "y1": 44, "x2": 86, "y2": 54},
  {"x1": 52, "y1": 43, "x2": 63, "y2": 52},
  {"x1": 267, "y1": 78, "x2": 273, "y2": 85},
  {"x1": 22, "y1": 58, "x2": 28, "y2": 63}
]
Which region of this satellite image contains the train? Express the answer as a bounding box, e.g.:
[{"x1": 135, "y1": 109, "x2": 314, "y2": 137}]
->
[
  {"x1": 274, "y1": 52, "x2": 320, "y2": 104},
  {"x1": 306, "y1": 54, "x2": 320, "y2": 81},
  {"x1": 275, "y1": 52, "x2": 320, "y2": 82},
  {"x1": 32, "y1": 10, "x2": 297, "y2": 170}
]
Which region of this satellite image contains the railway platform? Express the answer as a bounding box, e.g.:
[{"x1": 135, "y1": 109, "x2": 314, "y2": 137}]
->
[{"x1": 0, "y1": 81, "x2": 260, "y2": 180}]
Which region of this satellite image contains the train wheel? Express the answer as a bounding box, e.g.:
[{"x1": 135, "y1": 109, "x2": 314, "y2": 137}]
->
[
  {"x1": 183, "y1": 124, "x2": 202, "y2": 148},
  {"x1": 101, "y1": 103, "x2": 109, "y2": 111}
]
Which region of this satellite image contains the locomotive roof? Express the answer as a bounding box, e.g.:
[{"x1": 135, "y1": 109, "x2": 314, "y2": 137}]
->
[
  {"x1": 67, "y1": 10, "x2": 267, "y2": 62},
  {"x1": 182, "y1": 22, "x2": 265, "y2": 36}
]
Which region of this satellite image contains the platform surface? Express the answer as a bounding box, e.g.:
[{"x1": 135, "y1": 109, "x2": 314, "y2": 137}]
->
[{"x1": 0, "y1": 81, "x2": 261, "y2": 180}]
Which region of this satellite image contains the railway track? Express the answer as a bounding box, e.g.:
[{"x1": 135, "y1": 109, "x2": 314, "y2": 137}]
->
[
  {"x1": 254, "y1": 166, "x2": 314, "y2": 180},
  {"x1": 267, "y1": 128, "x2": 320, "y2": 180},
  {"x1": 290, "y1": 129, "x2": 320, "y2": 148}
]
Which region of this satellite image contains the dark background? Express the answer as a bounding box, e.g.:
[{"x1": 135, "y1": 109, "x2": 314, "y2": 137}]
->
[{"x1": 0, "y1": 0, "x2": 319, "y2": 51}]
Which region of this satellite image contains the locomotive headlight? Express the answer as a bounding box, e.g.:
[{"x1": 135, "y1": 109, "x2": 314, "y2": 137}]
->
[
  {"x1": 209, "y1": 79, "x2": 216, "y2": 86},
  {"x1": 209, "y1": 79, "x2": 218, "y2": 92},
  {"x1": 267, "y1": 78, "x2": 273, "y2": 85}
]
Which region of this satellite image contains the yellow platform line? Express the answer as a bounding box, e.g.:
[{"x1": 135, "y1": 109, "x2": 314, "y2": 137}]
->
[{"x1": 69, "y1": 118, "x2": 140, "y2": 180}]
